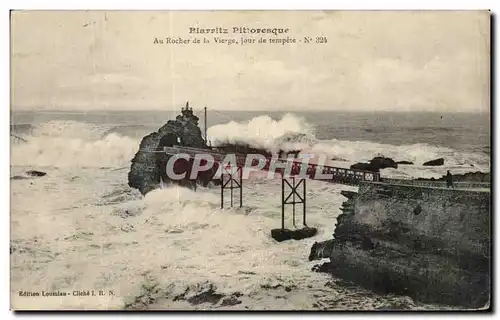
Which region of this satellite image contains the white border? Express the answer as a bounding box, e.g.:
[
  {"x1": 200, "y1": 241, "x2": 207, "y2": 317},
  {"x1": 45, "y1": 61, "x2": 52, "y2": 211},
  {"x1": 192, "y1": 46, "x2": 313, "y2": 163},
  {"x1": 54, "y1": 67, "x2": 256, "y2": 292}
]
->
[{"x1": 3, "y1": 0, "x2": 498, "y2": 319}]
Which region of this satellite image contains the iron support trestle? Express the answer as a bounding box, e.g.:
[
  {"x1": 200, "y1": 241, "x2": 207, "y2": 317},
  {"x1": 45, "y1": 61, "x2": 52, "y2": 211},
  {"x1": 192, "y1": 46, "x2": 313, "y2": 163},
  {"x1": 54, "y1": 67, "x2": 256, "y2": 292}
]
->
[
  {"x1": 281, "y1": 176, "x2": 307, "y2": 229},
  {"x1": 221, "y1": 166, "x2": 243, "y2": 209}
]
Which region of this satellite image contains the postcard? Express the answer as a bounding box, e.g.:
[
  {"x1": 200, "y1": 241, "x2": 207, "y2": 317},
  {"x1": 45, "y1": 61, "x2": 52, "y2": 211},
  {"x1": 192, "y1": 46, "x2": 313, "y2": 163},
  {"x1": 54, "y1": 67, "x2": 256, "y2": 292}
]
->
[{"x1": 10, "y1": 10, "x2": 491, "y2": 311}]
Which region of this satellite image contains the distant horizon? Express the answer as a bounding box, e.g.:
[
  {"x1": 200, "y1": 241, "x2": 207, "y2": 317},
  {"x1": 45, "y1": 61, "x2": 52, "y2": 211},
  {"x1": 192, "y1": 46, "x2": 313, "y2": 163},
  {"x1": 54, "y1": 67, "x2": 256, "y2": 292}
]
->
[{"x1": 10, "y1": 107, "x2": 491, "y2": 115}]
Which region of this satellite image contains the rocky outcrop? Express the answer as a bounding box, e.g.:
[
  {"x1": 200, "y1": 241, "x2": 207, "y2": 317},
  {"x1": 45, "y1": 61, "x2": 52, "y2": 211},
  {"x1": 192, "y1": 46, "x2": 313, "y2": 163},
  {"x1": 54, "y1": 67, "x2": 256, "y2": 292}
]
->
[
  {"x1": 128, "y1": 104, "x2": 214, "y2": 195},
  {"x1": 26, "y1": 170, "x2": 47, "y2": 177},
  {"x1": 124, "y1": 279, "x2": 243, "y2": 310},
  {"x1": 128, "y1": 105, "x2": 306, "y2": 196},
  {"x1": 422, "y1": 158, "x2": 444, "y2": 166},
  {"x1": 11, "y1": 170, "x2": 47, "y2": 180},
  {"x1": 350, "y1": 156, "x2": 398, "y2": 172},
  {"x1": 271, "y1": 227, "x2": 317, "y2": 242},
  {"x1": 309, "y1": 182, "x2": 490, "y2": 308}
]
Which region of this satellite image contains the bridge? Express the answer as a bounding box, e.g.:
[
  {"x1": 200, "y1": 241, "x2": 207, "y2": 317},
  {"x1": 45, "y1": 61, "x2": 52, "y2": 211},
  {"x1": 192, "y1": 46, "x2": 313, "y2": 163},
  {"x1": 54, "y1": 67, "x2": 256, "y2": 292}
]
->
[
  {"x1": 162, "y1": 145, "x2": 381, "y2": 186},
  {"x1": 160, "y1": 145, "x2": 381, "y2": 242}
]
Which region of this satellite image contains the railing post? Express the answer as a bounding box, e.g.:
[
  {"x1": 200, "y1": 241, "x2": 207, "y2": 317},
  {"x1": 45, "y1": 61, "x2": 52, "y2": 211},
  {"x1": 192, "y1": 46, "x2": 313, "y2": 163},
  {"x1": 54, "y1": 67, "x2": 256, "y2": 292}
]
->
[
  {"x1": 303, "y1": 178, "x2": 307, "y2": 227},
  {"x1": 281, "y1": 177, "x2": 285, "y2": 229},
  {"x1": 220, "y1": 165, "x2": 243, "y2": 209},
  {"x1": 239, "y1": 166, "x2": 243, "y2": 208},
  {"x1": 221, "y1": 171, "x2": 224, "y2": 209}
]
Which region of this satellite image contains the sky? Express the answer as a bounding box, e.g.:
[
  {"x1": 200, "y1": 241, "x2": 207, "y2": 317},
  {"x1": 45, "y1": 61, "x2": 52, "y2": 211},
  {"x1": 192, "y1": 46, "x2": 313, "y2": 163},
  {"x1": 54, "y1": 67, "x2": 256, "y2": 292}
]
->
[{"x1": 10, "y1": 10, "x2": 490, "y2": 112}]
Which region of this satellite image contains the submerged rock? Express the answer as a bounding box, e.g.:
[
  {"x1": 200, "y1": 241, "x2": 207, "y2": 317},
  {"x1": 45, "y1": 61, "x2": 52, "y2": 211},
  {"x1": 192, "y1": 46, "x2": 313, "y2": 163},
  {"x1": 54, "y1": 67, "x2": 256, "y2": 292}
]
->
[
  {"x1": 26, "y1": 170, "x2": 47, "y2": 177},
  {"x1": 422, "y1": 158, "x2": 444, "y2": 166},
  {"x1": 11, "y1": 176, "x2": 28, "y2": 180},
  {"x1": 11, "y1": 170, "x2": 47, "y2": 180}
]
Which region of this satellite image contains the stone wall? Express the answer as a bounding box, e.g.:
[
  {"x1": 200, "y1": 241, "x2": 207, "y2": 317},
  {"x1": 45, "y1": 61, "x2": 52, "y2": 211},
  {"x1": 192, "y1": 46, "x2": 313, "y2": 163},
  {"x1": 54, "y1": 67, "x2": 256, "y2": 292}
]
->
[
  {"x1": 381, "y1": 178, "x2": 490, "y2": 190},
  {"x1": 309, "y1": 181, "x2": 491, "y2": 308},
  {"x1": 353, "y1": 182, "x2": 490, "y2": 258}
]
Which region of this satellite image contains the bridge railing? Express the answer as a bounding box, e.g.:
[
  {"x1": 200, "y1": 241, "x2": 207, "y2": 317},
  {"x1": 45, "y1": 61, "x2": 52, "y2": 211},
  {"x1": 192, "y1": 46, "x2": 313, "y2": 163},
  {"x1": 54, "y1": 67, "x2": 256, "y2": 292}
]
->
[
  {"x1": 379, "y1": 178, "x2": 490, "y2": 190},
  {"x1": 162, "y1": 146, "x2": 380, "y2": 185}
]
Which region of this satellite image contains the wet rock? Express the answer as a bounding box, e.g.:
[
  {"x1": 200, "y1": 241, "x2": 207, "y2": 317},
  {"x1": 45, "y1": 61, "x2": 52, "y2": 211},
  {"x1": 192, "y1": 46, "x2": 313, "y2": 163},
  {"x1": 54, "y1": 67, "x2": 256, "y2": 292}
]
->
[
  {"x1": 26, "y1": 170, "x2": 47, "y2": 177},
  {"x1": 186, "y1": 283, "x2": 224, "y2": 305},
  {"x1": 220, "y1": 295, "x2": 242, "y2": 307},
  {"x1": 422, "y1": 158, "x2": 444, "y2": 166},
  {"x1": 11, "y1": 170, "x2": 47, "y2": 180},
  {"x1": 271, "y1": 227, "x2": 317, "y2": 242},
  {"x1": 128, "y1": 103, "x2": 213, "y2": 195},
  {"x1": 350, "y1": 162, "x2": 379, "y2": 172},
  {"x1": 165, "y1": 229, "x2": 184, "y2": 234},
  {"x1": 361, "y1": 236, "x2": 375, "y2": 250},
  {"x1": 370, "y1": 156, "x2": 398, "y2": 169},
  {"x1": 237, "y1": 271, "x2": 256, "y2": 275},
  {"x1": 271, "y1": 228, "x2": 293, "y2": 242},
  {"x1": 351, "y1": 156, "x2": 398, "y2": 172},
  {"x1": 11, "y1": 175, "x2": 28, "y2": 180}
]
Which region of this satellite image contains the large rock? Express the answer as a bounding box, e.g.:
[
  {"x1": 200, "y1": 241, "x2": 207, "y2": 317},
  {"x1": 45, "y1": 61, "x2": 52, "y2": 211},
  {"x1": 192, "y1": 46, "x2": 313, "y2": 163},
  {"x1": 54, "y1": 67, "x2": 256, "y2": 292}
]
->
[
  {"x1": 128, "y1": 104, "x2": 214, "y2": 195},
  {"x1": 350, "y1": 162, "x2": 380, "y2": 172},
  {"x1": 350, "y1": 156, "x2": 398, "y2": 172},
  {"x1": 422, "y1": 158, "x2": 444, "y2": 166},
  {"x1": 370, "y1": 156, "x2": 398, "y2": 169},
  {"x1": 26, "y1": 170, "x2": 46, "y2": 177},
  {"x1": 11, "y1": 170, "x2": 47, "y2": 180}
]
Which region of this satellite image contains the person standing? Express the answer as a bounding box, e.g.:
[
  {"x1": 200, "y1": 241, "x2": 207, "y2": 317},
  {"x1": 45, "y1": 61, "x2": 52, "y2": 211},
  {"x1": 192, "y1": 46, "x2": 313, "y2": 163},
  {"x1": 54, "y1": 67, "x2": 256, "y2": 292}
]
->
[{"x1": 446, "y1": 170, "x2": 453, "y2": 188}]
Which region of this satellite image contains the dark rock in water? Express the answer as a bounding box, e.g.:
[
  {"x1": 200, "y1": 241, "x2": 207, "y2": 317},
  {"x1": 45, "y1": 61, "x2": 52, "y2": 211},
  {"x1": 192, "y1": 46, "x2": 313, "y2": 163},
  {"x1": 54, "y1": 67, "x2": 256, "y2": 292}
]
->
[
  {"x1": 220, "y1": 295, "x2": 242, "y2": 307},
  {"x1": 186, "y1": 283, "x2": 224, "y2": 305},
  {"x1": 26, "y1": 170, "x2": 47, "y2": 177},
  {"x1": 11, "y1": 170, "x2": 47, "y2": 180},
  {"x1": 271, "y1": 229, "x2": 293, "y2": 242},
  {"x1": 350, "y1": 162, "x2": 379, "y2": 172},
  {"x1": 128, "y1": 103, "x2": 216, "y2": 195},
  {"x1": 11, "y1": 175, "x2": 28, "y2": 180},
  {"x1": 350, "y1": 156, "x2": 398, "y2": 172},
  {"x1": 271, "y1": 227, "x2": 317, "y2": 242},
  {"x1": 422, "y1": 158, "x2": 444, "y2": 166},
  {"x1": 396, "y1": 161, "x2": 414, "y2": 165},
  {"x1": 370, "y1": 156, "x2": 398, "y2": 169}
]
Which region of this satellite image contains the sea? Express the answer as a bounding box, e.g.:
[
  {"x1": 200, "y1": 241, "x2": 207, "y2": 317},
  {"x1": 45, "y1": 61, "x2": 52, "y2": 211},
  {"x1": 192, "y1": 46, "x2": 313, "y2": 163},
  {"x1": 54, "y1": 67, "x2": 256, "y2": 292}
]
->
[{"x1": 10, "y1": 109, "x2": 490, "y2": 310}]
